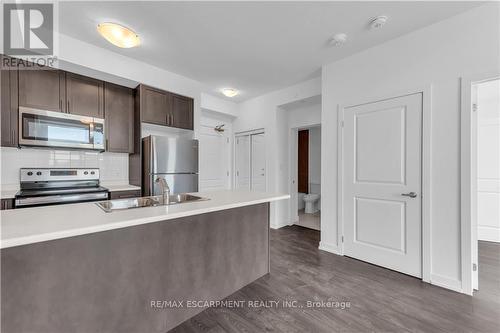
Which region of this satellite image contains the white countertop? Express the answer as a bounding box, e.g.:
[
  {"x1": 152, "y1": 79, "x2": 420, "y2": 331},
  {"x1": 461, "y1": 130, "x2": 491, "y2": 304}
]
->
[
  {"x1": 0, "y1": 190, "x2": 289, "y2": 249},
  {"x1": 1, "y1": 185, "x2": 19, "y2": 199},
  {"x1": 100, "y1": 183, "x2": 141, "y2": 192}
]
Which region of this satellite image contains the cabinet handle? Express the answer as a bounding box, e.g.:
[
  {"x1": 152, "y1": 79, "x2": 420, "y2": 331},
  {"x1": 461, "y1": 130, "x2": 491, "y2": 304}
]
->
[
  {"x1": 59, "y1": 99, "x2": 62, "y2": 111},
  {"x1": 67, "y1": 100, "x2": 70, "y2": 113}
]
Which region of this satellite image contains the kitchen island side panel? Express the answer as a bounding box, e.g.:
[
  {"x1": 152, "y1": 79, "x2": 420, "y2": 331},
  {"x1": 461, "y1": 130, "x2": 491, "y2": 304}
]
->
[{"x1": 1, "y1": 203, "x2": 269, "y2": 333}]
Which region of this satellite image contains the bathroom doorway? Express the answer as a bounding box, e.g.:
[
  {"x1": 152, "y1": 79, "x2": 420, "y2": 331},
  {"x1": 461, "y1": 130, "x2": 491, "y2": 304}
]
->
[{"x1": 295, "y1": 126, "x2": 321, "y2": 230}]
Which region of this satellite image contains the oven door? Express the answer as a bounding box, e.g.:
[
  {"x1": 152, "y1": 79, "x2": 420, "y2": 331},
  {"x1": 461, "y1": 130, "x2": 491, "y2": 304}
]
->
[
  {"x1": 15, "y1": 191, "x2": 109, "y2": 208},
  {"x1": 18, "y1": 107, "x2": 104, "y2": 150}
]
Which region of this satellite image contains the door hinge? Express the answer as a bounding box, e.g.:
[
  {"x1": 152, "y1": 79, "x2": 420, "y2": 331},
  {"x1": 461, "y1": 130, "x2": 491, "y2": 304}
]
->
[
  {"x1": 472, "y1": 103, "x2": 478, "y2": 112},
  {"x1": 341, "y1": 236, "x2": 344, "y2": 243},
  {"x1": 473, "y1": 263, "x2": 477, "y2": 271},
  {"x1": 227, "y1": 171, "x2": 229, "y2": 176},
  {"x1": 340, "y1": 120, "x2": 344, "y2": 128},
  {"x1": 227, "y1": 137, "x2": 229, "y2": 143}
]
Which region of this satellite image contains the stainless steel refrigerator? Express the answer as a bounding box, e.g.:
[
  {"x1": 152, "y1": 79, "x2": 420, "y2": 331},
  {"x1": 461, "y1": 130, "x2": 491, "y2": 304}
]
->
[{"x1": 142, "y1": 136, "x2": 199, "y2": 196}]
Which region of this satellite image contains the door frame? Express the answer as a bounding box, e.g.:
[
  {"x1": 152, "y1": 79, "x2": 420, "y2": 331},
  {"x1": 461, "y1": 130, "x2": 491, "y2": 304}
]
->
[
  {"x1": 289, "y1": 124, "x2": 321, "y2": 225},
  {"x1": 460, "y1": 72, "x2": 500, "y2": 296},
  {"x1": 337, "y1": 85, "x2": 432, "y2": 284}
]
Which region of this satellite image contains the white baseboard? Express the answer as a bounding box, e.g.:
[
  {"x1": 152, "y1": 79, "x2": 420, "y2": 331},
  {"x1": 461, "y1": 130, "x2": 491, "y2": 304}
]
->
[
  {"x1": 430, "y1": 274, "x2": 463, "y2": 293},
  {"x1": 478, "y1": 226, "x2": 500, "y2": 243},
  {"x1": 270, "y1": 221, "x2": 292, "y2": 229},
  {"x1": 318, "y1": 241, "x2": 342, "y2": 255}
]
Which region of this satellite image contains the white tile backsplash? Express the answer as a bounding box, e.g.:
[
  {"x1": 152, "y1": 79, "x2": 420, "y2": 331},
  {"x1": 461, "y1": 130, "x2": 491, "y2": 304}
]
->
[{"x1": 0, "y1": 147, "x2": 129, "y2": 186}]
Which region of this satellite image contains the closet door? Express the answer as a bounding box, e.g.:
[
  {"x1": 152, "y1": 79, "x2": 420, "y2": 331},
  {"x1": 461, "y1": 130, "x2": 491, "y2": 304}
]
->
[
  {"x1": 251, "y1": 133, "x2": 266, "y2": 191},
  {"x1": 235, "y1": 135, "x2": 251, "y2": 189},
  {"x1": 199, "y1": 124, "x2": 231, "y2": 191}
]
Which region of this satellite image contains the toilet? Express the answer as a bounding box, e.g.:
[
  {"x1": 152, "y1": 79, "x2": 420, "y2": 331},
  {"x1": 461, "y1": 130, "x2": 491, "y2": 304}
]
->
[
  {"x1": 303, "y1": 194, "x2": 320, "y2": 214},
  {"x1": 303, "y1": 183, "x2": 321, "y2": 214}
]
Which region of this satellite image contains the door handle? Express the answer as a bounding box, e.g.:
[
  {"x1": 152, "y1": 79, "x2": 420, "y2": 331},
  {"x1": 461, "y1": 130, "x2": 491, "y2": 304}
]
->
[{"x1": 401, "y1": 192, "x2": 417, "y2": 198}]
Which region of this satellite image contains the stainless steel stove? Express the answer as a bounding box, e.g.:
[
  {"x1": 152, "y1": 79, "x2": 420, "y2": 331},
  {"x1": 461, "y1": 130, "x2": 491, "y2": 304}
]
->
[{"x1": 15, "y1": 168, "x2": 109, "y2": 208}]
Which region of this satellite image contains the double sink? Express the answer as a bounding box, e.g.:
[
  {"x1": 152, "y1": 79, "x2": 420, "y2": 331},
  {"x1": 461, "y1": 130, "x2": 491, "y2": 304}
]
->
[{"x1": 96, "y1": 194, "x2": 208, "y2": 213}]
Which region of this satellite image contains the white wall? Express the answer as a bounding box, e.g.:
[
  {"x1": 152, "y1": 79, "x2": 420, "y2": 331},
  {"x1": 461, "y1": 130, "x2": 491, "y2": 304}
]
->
[
  {"x1": 476, "y1": 79, "x2": 500, "y2": 242},
  {"x1": 0, "y1": 147, "x2": 129, "y2": 189},
  {"x1": 234, "y1": 78, "x2": 321, "y2": 228},
  {"x1": 321, "y1": 3, "x2": 500, "y2": 291},
  {"x1": 201, "y1": 93, "x2": 239, "y2": 118},
  {"x1": 288, "y1": 101, "x2": 322, "y2": 129}
]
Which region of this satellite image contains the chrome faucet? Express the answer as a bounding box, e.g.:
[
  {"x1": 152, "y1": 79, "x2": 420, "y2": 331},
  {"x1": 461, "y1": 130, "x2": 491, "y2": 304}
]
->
[{"x1": 155, "y1": 177, "x2": 170, "y2": 205}]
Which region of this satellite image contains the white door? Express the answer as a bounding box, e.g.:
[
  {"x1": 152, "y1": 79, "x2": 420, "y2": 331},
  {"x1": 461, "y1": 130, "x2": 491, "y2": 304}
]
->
[
  {"x1": 251, "y1": 133, "x2": 266, "y2": 191},
  {"x1": 343, "y1": 93, "x2": 422, "y2": 278},
  {"x1": 235, "y1": 135, "x2": 251, "y2": 189},
  {"x1": 199, "y1": 125, "x2": 231, "y2": 191}
]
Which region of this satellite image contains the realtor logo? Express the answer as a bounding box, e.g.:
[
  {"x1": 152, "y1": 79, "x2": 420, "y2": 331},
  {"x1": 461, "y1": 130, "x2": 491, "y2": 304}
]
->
[{"x1": 3, "y1": 3, "x2": 53, "y2": 56}]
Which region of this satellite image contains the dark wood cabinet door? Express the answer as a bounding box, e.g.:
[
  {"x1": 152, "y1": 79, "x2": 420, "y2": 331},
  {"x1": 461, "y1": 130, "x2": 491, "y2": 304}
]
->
[
  {"x1": 298, "y1": 130, "x2": 309, "y2": 193},
  {"x1": 109, "y1": 190, "x2": 141, "y2": 200},
  {"x1": 1, "y1": 55, "x2": 18, "y2": 147},
  {"x1": 141, "y1": 85, "x2": 169, "y2": 125},
  {"x1": 1, "y1": 198, "x2": 14, "y2": 210},
  {"x1": 171, "y1": 94, "x2": 193, "y2": 130},
  {"x1": 66, "y1": 73, "x2": 104, "y2": 118},
  {"x1": 18, "y1": 67, "x2": 64, "y2": 112},
  {"x1": 104, "y1": 83, "x2": 134, "y2": 153}
]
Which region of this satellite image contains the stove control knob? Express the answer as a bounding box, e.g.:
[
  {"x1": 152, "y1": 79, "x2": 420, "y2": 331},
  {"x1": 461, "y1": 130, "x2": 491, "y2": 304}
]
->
[
  {"x1": 36, "y1": 171, "x2": 42, "y2": 176},
  {"x1": 84, "y1": 171, "x2": 89, "y2": 175},
  {"x1": 90, "y1": 171, "x2": 95, "y2": 175},
  {"x1": 27, "y1": 171, "x2": 33, "y2": 176}
]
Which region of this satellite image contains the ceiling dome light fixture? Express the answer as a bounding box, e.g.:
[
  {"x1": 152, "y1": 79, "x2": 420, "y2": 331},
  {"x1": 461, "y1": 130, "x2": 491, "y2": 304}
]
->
[
  {"x1": 370, "y1": 15, "x2": 389, "y2": 29},
  {"x1": 222, "y1": 88, "x2": 239, "y2": 98},
  {"x1": 330, "y1": 33, "x2": 347, "y2": 47},
  {"x1": 97, "y1": 22, "x2": 140, "y2": 48}
]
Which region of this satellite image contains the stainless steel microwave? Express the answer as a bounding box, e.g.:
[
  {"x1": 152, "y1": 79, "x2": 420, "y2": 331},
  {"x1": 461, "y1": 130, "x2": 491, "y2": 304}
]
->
[{"x1": 18, "y1": 107, "x2": 105, "y2": 151}]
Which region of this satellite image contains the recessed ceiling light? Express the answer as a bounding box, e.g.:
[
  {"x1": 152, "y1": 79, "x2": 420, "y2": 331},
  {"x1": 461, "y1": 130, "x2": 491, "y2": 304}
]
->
[
  {"x1": 222, "y1": 88, "x2": 239, "y2": 98},
  {"x1": 330, "y1": 33, "x2": 347, "y2": 47},
  {"x1": 97, "y1": 22, "x2": 140, "y2": 48},
  {"x1": 370, "y1": 16, "x2": 389, "y2": 29}
]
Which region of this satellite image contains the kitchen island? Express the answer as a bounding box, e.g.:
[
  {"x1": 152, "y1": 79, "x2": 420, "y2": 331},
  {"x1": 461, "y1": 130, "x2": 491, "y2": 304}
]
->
[{"x1": 0, "y1": 190, "x2": 288, "y2": 333}]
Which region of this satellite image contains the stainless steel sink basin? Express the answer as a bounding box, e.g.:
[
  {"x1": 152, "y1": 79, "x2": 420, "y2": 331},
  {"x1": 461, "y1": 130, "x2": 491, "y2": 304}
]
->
[{"x1": 96, "y1": 194, "x2": 208, "y2": 212}]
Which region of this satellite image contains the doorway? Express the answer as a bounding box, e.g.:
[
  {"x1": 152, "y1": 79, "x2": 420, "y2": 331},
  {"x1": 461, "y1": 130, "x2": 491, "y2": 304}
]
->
[
  {"x1": 341, "y1": 93, "x2": 423, "y2": 278},
  {"x1": 235, "y1": 131, "x2": 266, "y2": 191},
  {"x1": 198, "y1": 112, "x2": 233, "y2": 191},
  {"x1": 294, "y1": 126, "x2": 321, "y2": 230}
]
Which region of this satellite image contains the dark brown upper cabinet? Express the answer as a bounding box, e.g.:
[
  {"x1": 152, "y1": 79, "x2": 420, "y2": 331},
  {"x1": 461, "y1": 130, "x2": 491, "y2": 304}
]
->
[
  {"x1": 18, "y1": 66, "x2": 65, "y2": 112},
  {"x1": 171, "y1": 93, "x2": 193, "y2": 130},
  {"x1": 66, "y1": 73, "x2": 104, "y2": 118},
  {"x1": 1, "y1": 55, "x2": 19, "y2": 147},
  {"x1": 104, "y1": 83, "x2": 134, "y2": 153},
  {"x1": 140, "y1": 85, "x2": 171, "y2": 126},
  {"x1": 139, "y1": 85, "x2": 193, "y2": 130}
]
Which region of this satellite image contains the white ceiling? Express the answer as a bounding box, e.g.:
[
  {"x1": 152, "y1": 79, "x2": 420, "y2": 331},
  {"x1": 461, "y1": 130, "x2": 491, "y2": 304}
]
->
[{"x1": 59, "y1": 1, "x2": 482, "y2": 102}]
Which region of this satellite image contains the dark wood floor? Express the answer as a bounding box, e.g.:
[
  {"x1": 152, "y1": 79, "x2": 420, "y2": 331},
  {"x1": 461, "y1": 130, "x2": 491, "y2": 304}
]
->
[{"x1": 171, "y1": 226, "x2": 500, "y2": 332}]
